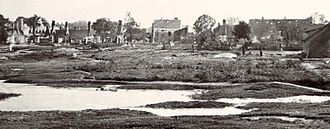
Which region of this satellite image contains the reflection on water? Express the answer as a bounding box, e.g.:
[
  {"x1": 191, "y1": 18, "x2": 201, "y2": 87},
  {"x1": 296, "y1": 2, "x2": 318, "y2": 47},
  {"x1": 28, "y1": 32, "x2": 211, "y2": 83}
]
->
[{"x1": 1, "y1": 80, "x2": 330, "y2": 117}]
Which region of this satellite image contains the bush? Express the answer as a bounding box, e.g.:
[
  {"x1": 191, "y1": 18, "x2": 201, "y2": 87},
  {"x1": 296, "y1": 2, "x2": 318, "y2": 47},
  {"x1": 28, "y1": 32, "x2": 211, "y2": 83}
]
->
[{"x1": 75, "y1": 60, "x2": 115, "y2": 72}]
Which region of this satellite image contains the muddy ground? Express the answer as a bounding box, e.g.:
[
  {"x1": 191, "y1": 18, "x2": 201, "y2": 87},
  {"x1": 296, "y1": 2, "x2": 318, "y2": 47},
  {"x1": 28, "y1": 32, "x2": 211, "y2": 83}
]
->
[
  {"x1": 1, "y1": 43, "x2": 330, "y2": 128},
  {"x1": 1, "y1": 43, "x2": 330, "y2": 90},
  {"x1": 1, "y1": 108, "x2": 330, "y2": 129}
]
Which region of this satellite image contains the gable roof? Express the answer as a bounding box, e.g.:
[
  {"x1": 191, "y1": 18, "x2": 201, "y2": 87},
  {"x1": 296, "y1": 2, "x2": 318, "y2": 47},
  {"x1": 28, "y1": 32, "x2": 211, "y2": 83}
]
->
[
  {"x1": 303, "y1": 23, "x2": 330, "y2": 42},
  {"x1": 303, "y1": 24, "x2": 326, "y2": 33},
  {"x1": 305, "y1": 27, "x2": 322, "y2": 33},
  {"x1": 304, "y1": 23, "x2": 330, "y2": 58},
  {"x1": 153, "y1": 19, "x2": 181, "y2": 29}
]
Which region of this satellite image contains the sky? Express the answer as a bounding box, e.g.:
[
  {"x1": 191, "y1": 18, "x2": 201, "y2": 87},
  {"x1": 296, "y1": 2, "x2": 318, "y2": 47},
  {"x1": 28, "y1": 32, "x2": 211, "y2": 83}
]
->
[{"x1": 1, "y1": 0, "x2": 330, "y2": 29}]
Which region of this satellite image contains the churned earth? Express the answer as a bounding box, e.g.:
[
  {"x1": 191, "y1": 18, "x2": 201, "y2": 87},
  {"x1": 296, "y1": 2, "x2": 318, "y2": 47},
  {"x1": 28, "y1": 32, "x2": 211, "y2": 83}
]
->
[{"x1": 1, "y1": 43, "x2": 330, "y2": 128}]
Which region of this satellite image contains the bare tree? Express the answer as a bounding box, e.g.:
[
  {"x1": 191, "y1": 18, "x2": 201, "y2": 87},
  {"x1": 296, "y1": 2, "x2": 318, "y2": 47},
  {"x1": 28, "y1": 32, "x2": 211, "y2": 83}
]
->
[{"x1": 124, "y1": 12, "x2": 139, "y2": 47}]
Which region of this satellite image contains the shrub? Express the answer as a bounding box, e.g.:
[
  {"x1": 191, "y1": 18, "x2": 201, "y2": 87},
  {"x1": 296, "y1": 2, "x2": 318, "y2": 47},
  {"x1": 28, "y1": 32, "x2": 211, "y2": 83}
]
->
[{"x1": 75, "y1": 60, "x2": 115, "y2": 72}]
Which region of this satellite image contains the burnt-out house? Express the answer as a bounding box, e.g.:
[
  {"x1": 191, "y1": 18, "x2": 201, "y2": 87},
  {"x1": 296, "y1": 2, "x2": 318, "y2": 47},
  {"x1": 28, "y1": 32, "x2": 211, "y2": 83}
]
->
[
  {"x1": 54, "y1": 21, "x2": 92, "y2": 44},
  {"x1": 213, "y1": 19, "x2": 234, "y2": 44},
  {"x1": 152, "y1": 18, "x2": 181, "y2": 43},
  {"x1": 249, "y1": 17, "x2": 313, "y2": 40},
  {"x1": 55, "y1": 30, "x2": 89, "y2": 44},
  {"x1": 249, "y1": 17, "x2": 315, "y2": 50}
]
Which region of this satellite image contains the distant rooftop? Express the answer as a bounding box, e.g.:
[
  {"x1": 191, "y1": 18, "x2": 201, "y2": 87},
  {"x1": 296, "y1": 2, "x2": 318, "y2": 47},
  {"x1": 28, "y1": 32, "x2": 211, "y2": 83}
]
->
[
  {"x1": 153, "y1": 18, "x2": 181, "y2": 29},
  {"x1": 249, "y1": 17, "x2": 313, "y2": 23}
]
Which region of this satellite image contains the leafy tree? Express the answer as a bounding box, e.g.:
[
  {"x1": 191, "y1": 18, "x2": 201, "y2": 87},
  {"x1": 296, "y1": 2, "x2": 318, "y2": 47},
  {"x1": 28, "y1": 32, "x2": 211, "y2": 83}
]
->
[
  {"x1": 233, "y1": 21, "x2": 251, "y2": 55},
  {"x1": 311, "y1": 12, "x2": 327, "y2": 24},
  {"x1": 193, "y1": 14, "x2": 216, "y2": 35},
  {"x1": 195, "y1": 29, "x2": 217, "y2": 50},
  {"x1": 132, "y1": 28, "x2": 147, "y2": 41},
  {"x1": 92, "y1": 18, "x2": 117, "y2": 43},
  {"x1": 251, "y1": 21, "x2": 272, "y2": 38},
  {"x1": 0, "y1": 14, "x2": 10, "y2": 43},
  {"x1": 17, "y1": 14, "x2": 49, "y2": 28},
  {"x1": 232, "y1": 21, "x2": 251, "y2": 39},
  {"x1": 193, "y1": 14, "x2": 217, "y2": 50}
]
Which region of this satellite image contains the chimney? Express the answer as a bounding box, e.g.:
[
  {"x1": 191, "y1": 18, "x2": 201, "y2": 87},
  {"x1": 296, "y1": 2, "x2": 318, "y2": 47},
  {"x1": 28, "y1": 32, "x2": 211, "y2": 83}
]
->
[
  {"x1": 32, "y1": 17, "x2": 36, "y2": 37},
  {"x1": 65, "y1": 22, "x2": 69, "y2": 36},
  {"x1": 45, "y1": 26, "x2": 50, "y2": 35},
  {"x1": 223, "y1": 19, "x2": 227, "y2": 35},
  {"x1": 174, "y1": 17, "x2": 178, "y2": 20},
  {"x1": 88, "y1": 21, "x2": 91, "y2": 36},
  {"x1": 50, "y1": 20, "x2": 55, "y2": 34},
  {"x1": 16, "y1": 21, "x2": 20, "y2": 35},
  {"x1": 20, "y1": 18, "x2": 24, "y2": 33},
  {"x1": 116, "y1": 20, "x2": 122, "y2": 35},
  {"x1": 151, "y1": 23, "x2": 154, "y2": 43}
]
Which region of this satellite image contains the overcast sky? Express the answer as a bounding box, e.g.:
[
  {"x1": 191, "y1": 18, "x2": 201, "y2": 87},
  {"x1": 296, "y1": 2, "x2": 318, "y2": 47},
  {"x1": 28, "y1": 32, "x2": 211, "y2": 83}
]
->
[{"x1": 1, "y1": 0, "x2": 330, "y2": 28}]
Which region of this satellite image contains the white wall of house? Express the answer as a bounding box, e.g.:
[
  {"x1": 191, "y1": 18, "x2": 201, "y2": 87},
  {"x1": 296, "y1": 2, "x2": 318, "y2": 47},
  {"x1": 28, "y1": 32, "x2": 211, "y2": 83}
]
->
[{"x1": 153, "y1": 28, "x2": 178, "y2": 43}]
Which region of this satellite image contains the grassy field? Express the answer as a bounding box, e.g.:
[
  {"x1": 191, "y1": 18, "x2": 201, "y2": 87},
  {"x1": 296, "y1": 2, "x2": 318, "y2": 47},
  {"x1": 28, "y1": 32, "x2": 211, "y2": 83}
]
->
[
  {"x1": 192, "y1": 82, "x2": 330, "y2": 100},
  {"x1": 1, "y1": 43, "x2": 330, "y2": 128},
  {"x1": 1, "y1": 108, "x2": 330, "y2": 129},
  {"x1": 145, "y1": 101, "x2": 233, "y2": 109},
  {"x1": 1, "y1": 43, "x2": 329, "y2": 90}
]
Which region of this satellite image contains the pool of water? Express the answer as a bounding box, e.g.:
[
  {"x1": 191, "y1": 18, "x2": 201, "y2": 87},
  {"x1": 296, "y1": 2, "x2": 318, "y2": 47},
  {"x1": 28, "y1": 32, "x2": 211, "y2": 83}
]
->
[
  {"x1": 0, "y1": 81, "x2": 194, "y2": 111},
  {"x1": 127, "y1": 107, "x2": 253, "y2": 116},
  {"x1": 217, "y1": 95, "x2": 330, "y2": 106},
  {"x1": 1, "y1": 80, "x2": 330, "y2": 117}
]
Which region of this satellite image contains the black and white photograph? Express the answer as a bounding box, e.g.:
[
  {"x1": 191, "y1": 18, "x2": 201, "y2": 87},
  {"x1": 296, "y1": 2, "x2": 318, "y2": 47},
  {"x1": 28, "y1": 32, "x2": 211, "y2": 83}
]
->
[{"x1": 1, "y1": 0, "x2": 330, "y2": 128}]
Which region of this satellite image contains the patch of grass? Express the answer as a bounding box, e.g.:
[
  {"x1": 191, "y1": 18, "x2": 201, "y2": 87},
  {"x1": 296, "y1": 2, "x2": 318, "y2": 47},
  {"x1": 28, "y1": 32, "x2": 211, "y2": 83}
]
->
[
  {"x1": 145, "y1": 101, "x2": 233, "y2": 109},
  {"x1": 192, "y1": 82, "x2": 330, "y2": 100},
  {"x1": 74, "y1": 60, "x2": 116, "y2": 72},
  {"x1": 1, "y1": 109, "x2": 330, "y2": 129},
  {"x1": 9, "y1": 51, "x2": 71, "y2": 61},
  {"x1": 2, "y1": 47, "x2": 330, "y2": 90}
]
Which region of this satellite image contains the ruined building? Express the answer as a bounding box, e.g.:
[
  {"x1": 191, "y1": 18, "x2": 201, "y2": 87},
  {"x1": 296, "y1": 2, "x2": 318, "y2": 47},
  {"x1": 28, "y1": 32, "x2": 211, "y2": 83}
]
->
[
  {"x1": 152, "y1": 18, "x2": 181, "y2": 43},
  {"x1": 55, "y1": 21, "x2": 92, "y2": 44},
  {"x1": 173, "y1": 27, "x2": 188, "y2": 41},
  {"x1": 6, "y1": 18, "x2": 30, "y2": 44},
  {"x1": 114, "y1": 20, "x2": 124, "y2": 43},
  {"x1": 213, "y1": 19, "x2": 234, "y2": 44},
  {"x1": 248, "y1": 17, "x2": 318, "y2": 50},
  {"x1": 249, "y1": 17, "x2": 313, "y2": 41}
]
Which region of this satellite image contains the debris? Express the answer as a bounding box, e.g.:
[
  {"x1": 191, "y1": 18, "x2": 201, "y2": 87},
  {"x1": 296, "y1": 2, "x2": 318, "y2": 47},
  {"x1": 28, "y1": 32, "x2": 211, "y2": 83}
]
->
[{"x1": 213, "y1": 53, "x2": 238, "y2": 59}]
